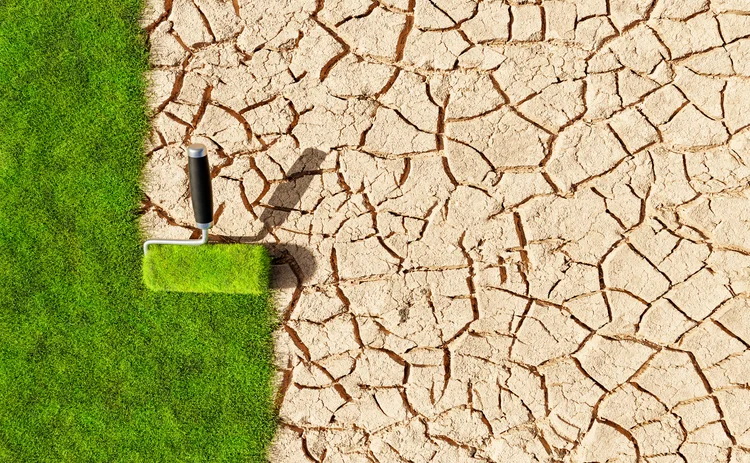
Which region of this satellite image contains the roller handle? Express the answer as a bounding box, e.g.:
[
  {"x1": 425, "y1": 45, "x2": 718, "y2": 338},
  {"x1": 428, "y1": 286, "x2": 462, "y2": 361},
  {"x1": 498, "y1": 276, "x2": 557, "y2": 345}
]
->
[{"x1": 187, "y1": 144, "x2": 214, "y2": 228}]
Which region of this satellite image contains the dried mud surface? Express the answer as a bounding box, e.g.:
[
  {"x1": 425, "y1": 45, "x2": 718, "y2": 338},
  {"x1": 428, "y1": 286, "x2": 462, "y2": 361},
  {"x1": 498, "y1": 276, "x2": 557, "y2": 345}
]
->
[{"x1": 140, "y1": 0, "x2": 750, "y2": 461}]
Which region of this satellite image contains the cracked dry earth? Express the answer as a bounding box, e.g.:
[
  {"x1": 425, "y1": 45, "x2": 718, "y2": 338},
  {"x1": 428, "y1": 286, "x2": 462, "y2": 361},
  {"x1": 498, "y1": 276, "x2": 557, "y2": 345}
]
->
[{"x1": 139, "y1": 0, "x2": 750, "y2": 460}]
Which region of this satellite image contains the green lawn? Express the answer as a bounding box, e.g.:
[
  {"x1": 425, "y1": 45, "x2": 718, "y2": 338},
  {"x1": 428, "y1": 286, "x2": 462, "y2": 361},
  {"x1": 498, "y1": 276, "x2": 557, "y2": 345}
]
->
[{"x1": 0, "y1": 0, "x2": 277, "y2": 461}]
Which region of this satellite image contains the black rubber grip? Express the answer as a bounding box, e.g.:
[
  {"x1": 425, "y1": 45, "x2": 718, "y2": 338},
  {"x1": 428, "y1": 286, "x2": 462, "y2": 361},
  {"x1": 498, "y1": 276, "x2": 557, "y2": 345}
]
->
[{"x1": 188, "y1": 154, "x2": 214, "y2": 225}]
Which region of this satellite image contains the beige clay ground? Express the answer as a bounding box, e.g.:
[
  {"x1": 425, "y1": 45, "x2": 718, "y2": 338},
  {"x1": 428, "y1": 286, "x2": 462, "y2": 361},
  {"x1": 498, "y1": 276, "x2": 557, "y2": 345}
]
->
[{"x1": 140, "y1": 0, "x2": 750, "y2": 461}]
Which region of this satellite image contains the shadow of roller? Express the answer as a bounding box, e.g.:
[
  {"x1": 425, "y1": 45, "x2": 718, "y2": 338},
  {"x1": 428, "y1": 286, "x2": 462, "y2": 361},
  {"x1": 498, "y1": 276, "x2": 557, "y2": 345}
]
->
[{"x1": 211, "y1": 148, "x2": 328, "y2": 289}]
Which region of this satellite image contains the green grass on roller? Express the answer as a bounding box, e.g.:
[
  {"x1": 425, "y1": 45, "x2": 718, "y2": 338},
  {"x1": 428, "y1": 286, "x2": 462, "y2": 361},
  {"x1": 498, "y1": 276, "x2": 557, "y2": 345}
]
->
[{"x1": 143, "y1": 244, "x2": 271, "y2": 294}]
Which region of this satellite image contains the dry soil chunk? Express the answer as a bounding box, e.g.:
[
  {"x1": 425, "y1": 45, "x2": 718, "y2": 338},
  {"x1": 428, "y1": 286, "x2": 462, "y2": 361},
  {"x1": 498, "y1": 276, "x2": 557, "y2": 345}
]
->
[
  {"x1": 634, "y1": 349, "x2": 709, "y2": 407},
  {"x1": 517, "y1": 80, "x2": 585, "y2": 132},
  {"x1": 575, "y1": 335, "x2": 656, "y2": 390},
  {"x1": 598, "y1": 383, "x2": 668, "y2": 429},
  {"x1": 633, "y1": 414, "x2": 686, "y2": 456},
  {"x1": 491, "y1": 171, "x2": 554, "y2": 208},
  {"x1": 434, "y1": 71, "x2": 505, "y2": 120},
  {"x1": 585, "y1": 72, "x2": 622, "y2": 120},
  {"x1": 609, "y1": 108, "x2": 659, "y2": 153},
  {"x1": 708, "y1": 249, "x2": 750, "y2": 295},
  {"x1": 318, "y1": 0, "x2": 372, "y2": 25},
  {"x1": 573, "y1": 422, "x2": 638, "y2": 462},
  {"x1": 570, "y1": 0, "x2": 603, "y2": 17},
  {"x1": 519, "y1": 189, "x2": 622, "y2": 265},
  {"x1": 457, "y1": 46, "x2": 508, "y2": 70},
  {"x1": 660, "y1": 104, "x2": 729, "y2": 148},
  {"x1": 658, "y1": 240, "x2": 710, "y2": 284},
  {"x1": 565, "y1": 293, "x2": 610, "y2": 331},
  {"x1": 142, "y1": 146, "x2": 193, "y2": 226},
  {"x1": 686, "y1": 145, "x2": 750, "y2": 193},
  {"x1": 431, "y1": 0, "x2": 475, "y2": 22},
  {"x1": 210, "y1": 176, "x2": 263, "y2": 236},
  {"x1": 243, "y1": 98, "x2": 294, "y2": 136},
  {"x1": 443, "y1": 139, "x2": 494, "y2": 186},
  {"x1": 481, "y1": 428, "x2": 551, "y2": 462},
  {"x1": 364, "y1": 107, "x2": 436, "y2": 155},
  {"x1": 291, "y1": 288, "x2": 347, "y2": 323},
  {"x1": 402, "y1": 29, "x2": 471, "y2": 70},
  {"x1": 642, "y1": 84, "x2": 688, "y2": 125},
  {"x1": 603, "y1": 244, "x2": 670, "y2": 302},
  {"x1": 140, "y1": 0, "x2": 167, "y2": 27},
  {"x1": 718, "y1": 13, "x2": 750, "y2": 42},
  {"x1": 679, "y1": 320, "x2": 746, "y2": 368},
  {"x1": 380, "y1": 70, "x2": 440, "y2": 133},
  {"x1": 169, "y1": 0, "x2": 213, "y2": 47},
  {"x1": 652, "y1": 0, "x2": 709, "y2": 19},
  {"x1": 292, "y1": 98, "x2": 375, "y2": 151},
  {"x1": 290, "y1": 314, "x2": 361, "y2": 361},
  {"x1": 446, "y1": 106, "x2": 551, "y2": 168},
  {"x1": 150, "y1": 22, "x2": 189, "y2": 66},
  {"x1": 540, "y1": 358, "x2": 605, "y2": 439},
  {"x1": 146, "y1": 69, "x2": 178, "y2": 111},
  {"x1": 335, "y1": 391, "x2": 407, "y2": 432},
  {"x1": 210, "y1": 50, "x2": 294, "y2": 111},
  {"x1": 724, "y1": 78, "x2": 750, "y2": 133},
  {"x1": 289, "y1": 20, "x2": 345, "y2": 79},
  {"x1": 339, "y1": 150, "x2": 403, "y2": 205},
  {"x1": 647, "y1": 147, "x2": 698, "y2": 211},
  {"x1": 337, "y1": 7, "x2": 406, "y2": 60},
  {"x1": 716, "y1": 297, "x2": 750, "y2": 345},
  {"x1": 271, "y1": 427, "x2": 316, "y2": 463},
  {"x1": 545, "y1": 0, "x2": 577, "y2": 40},
  {"x1": 324, "y1": 55, "x2": 395, "y2": 97},
  {"x1": 235, "y1": 1, "x2": 310, "y2": 52},
  {"x1": 279, "y1": 385, "x2": 347, "y2": 426},
  {"x1": 510, "y1": 5, "x2": 543, "y2": 41},
  {"x1": 652, "y1": 14, "x2": 724, "y2": 59},
  {"x1": 427, "y1": 408, "x2": 492, "y2": 447},
  {"x1": 715, "y1": 389, "x2": 750, "y2": 446},
  {"x1": 339, "y1": 349, "x2": 405, "y2": 392},
  {"x1": 461, "y1": 0, "x2": 510, "y2": 42},
  {"x1": 665, "y1": 268, "x2": 732, "y2": 320},
  {"x1": 522, "y1": 242, "x2": 601, "y2": 303},
  {"x1": 607, "y1": 25, "x2": 668, "y2": 74},
  {"x1": 678, "y1": 194, "x2": 750, "y2": 252},
  {"x1": 335, "y1": 237, "x2": 400, "y2": 280},
  {"x1": 728, "y1": 39, "x2": 750, "y2": 76},
  {"x1": 510, "y1": 303, "x2": 590, "y2": 366},
  {"x1": 575, "y1": 16, "x2": 618, "y2": 50},
  {"x1": 681, "y1": 47, "x2": 736, "y2": 75},
  {"x1": 371, "y1": 421, "x2": 440, "y2": 463},
  {"x1": 674, "y1": 66, "x2": 725, "y2": 120},
  {"x1": 618, "y1": 69, "x2": 661, "y2": 106},
  {"x1": 712, "y1": 0, "x2": 750, "y2": 12},
  {"x1": 673, "y1": 397, "x2": 720, "y2": 432},
  {"x1": 681, "y1": 422, "x2": 733, "y2": 462},
  {"x1": 638, "y1": 298, "x2": 696, "y2": 345},
  {"x1": 546, "y1": 121, "x2": 629, "y2": 193},
  {"x1": 492, "y1": 43, "x2": 587, "y2": 103},
  {"x1": 193, "y1": 0, "x2": 242, "y2": 41},
  {"x1": 590, "y1": 151, "x2": 654, "y2": 228},
  {"x1": 414, "y1": 0, "x2": 455, "y2": 30},
  {"x1": 381, "y1": 156, "x2": 454, "y2": 218},
  {"x1": 610, "y1": 0, "x2": 654, "y2": 30},
  {"x1": 195, "y1": 105, "x2": 259, "y2": 154}
]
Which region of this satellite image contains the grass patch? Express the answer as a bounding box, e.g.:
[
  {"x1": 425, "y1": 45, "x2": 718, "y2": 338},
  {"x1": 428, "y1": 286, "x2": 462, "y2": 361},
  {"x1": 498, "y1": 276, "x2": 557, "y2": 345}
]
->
[
  {"x1": 0, "y1": 0, "x2": 277, "y2": 461},
  {"x1": 144, "y1": 245, "x2": 271, "y2": 295}
]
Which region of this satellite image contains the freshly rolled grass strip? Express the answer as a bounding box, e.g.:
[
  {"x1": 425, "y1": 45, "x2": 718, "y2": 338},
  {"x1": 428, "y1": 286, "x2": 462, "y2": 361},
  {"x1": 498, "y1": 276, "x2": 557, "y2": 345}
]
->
[
  {"x1": 144, "y1": 244, "x2": 272, "y2": 294},
  {"x1": 0, "y1": 0, "x2": 277, "y2": 460}
]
